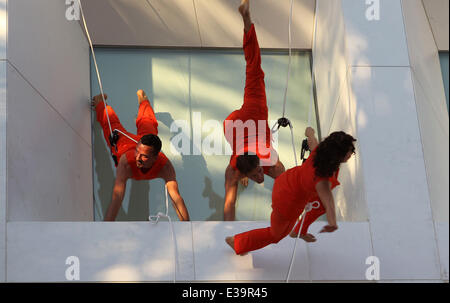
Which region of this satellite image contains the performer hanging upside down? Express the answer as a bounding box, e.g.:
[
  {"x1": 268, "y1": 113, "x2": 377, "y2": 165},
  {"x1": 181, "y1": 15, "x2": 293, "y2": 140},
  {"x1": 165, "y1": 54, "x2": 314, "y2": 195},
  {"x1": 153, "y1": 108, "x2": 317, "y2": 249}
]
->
[
  {"x1": 223, "y1": 0, "x2": 286, "y2": 221},
  {"x1": 92, "y1": 90, "x2": 190, "y2": 221},
  {"x1": 226, "y1": 128, "x2": 357, "y2": 255}
]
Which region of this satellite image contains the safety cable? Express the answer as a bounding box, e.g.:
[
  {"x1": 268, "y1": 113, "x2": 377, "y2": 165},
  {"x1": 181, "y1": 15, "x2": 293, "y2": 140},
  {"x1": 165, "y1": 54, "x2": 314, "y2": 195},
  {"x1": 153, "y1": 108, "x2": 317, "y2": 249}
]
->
[
  {"x1": 281, "y1": 0, "x2": 294, "y2": 119},
  {"x1": 149, "y1": 185, "x2": 180, "y2": 283},
  {"x1": 77, "y1": 0, "x2": 112, "y2": 136},
  {"x1": 285, "y1": 0, "x2": 320, "y2": 283}
]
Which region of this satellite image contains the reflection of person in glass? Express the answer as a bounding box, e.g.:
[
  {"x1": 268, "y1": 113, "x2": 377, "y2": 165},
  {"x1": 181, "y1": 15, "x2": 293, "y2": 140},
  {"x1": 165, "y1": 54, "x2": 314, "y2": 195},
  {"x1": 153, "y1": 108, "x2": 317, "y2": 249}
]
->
[
  {"x1": 227, "y1": 128, "x2": 357, "y2": 255},
  {"x1": 223, "y1": 0, "x2": 285, "y2": 221},
  {"x1": 92, "y1": 90, "x2": 190, "y2": 221}
]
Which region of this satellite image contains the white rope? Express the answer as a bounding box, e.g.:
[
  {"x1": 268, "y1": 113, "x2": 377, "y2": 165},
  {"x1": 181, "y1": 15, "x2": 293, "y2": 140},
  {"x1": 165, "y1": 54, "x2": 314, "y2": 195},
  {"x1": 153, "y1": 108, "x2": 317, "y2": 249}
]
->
[
  {"x1": 77, "y1": 0, "x2": 113, "y2": 136},
  {"x1": 281, "y1": 0, "x2": 294, "y2": 118},
  {"x1": 286, "y1": 201, "x2": 320, "y2": 282},
  {"x1": 272, "y1": 0, "x2": 298, "y2": 165},
  {"x1": 289, "y1": 123, "x2": 299, "y2": 167},
  {"x1": 113, "y1": 129, "x2": 139, "y2": 144},
  {"x1": 285, "y1": 0, "x2": 320, "y2": 283},
  {"x1": 307, "y1": 0, "x2": 319, "y2": 127},
  {"x1": 149, "y1": 185, "x2": 179, "y2": 283}
]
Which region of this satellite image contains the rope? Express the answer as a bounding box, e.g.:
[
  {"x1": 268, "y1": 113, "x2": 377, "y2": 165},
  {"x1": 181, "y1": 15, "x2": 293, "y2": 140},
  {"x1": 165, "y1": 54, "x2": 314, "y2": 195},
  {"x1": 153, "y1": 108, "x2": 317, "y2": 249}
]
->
[
  {"x1": 77, "y1": 0, "x2": 113, "y2": 136},
  {"x1": 113, "y1": 129, "x2": 139, "y2": 144},
  {"x1": 78, "y1": 0, "x2": 179, "y2": 282},
  {"x1": 281, "y1": 0, "x2": 294, "y2": 118},
  {"x1": 149, "y1": 185, "x2": 180, "y2": 283},
  {"x1": 272, "y1": 0, "x2": 297, "y2": 165},
  {"x1": 286, "y1": 201, "x2": 320, "y2": 282},
  {"x1": 285, "y1": 0, "x2": 320, "y2": 283},
  {"x1": 307, "y1": 0, "x2": 319, "y2": 128}
]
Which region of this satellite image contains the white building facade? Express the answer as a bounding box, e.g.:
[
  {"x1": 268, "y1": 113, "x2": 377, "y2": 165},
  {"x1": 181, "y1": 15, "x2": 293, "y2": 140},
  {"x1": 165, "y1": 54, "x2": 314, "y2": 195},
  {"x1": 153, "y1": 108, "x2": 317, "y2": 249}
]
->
[{"x1": 0, "y1": 0, "x2": 448, "y2": 282}]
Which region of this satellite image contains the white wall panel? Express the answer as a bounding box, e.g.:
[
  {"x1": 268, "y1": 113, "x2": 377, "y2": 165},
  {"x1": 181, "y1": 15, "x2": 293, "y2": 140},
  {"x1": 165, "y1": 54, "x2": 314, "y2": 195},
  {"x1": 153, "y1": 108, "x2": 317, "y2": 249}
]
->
[
  {"x1": 195, "y1": 0, "x2": 315, "y2": 49},
  {"x1": 7, "y1": 0, "x2": 91, "y2": 144},
  {"x1": 351, "y1": 66, "x2": 440, "y2": 279},
  {"x1": 308, "y1": 222, "x2": 372, "y2": 281},
  {"x1": 78, "y1": 0, "x2": 314, "y2": 49},
  {"x1": 6, "y1": 221, "x2": 381, "y2": 282},
  {"x1": 402, "y1": 0, "x2": 449, "y2": 222},
  {"x1": 422, "y1": 0, "x2": 449, "y2": 51},
  {"x1": 192, "y1": 221, "x2": 309, "y2": 281},
  {"x1": 327, "y1": 74, "x2": 368, "y2": 221},
  {"x1": 7, "y1": 65, "x2": 92, "y2": 221},
  {"x1": 80, "y1": 0, "x2": 201, "y2": 47},
  {"x1": 313, "y1": 0, "x2": 349, "y2": 136},
  {"x1": 313, "y1": 0, "x2": 368, "y2": 221},
  {"x1": 342, "y1": 0, "x2": 410, "y2": 67},
  {"x1": 7, "y1": 222, "x2": 194, "y2": 282}
]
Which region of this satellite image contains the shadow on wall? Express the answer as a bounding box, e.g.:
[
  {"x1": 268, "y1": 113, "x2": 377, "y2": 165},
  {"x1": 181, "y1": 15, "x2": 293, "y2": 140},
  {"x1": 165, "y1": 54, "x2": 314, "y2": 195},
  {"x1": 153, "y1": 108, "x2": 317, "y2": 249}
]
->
[{"x1": 156, "y1": 111, "x2": 225, "y2": 221}]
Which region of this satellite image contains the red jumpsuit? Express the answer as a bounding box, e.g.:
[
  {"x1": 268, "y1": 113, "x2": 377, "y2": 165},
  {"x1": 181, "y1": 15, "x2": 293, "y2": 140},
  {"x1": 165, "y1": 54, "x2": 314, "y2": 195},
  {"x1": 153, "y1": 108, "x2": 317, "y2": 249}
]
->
[
  {"x1": 95, "y1": 99, "x2": 168, "y2": 180},
  {"x1": 233, "y1": 148, "x2": 340, "y2": 255},
  {"x1": 223, "y1": 24, "x2": 278, "y2": 174}
]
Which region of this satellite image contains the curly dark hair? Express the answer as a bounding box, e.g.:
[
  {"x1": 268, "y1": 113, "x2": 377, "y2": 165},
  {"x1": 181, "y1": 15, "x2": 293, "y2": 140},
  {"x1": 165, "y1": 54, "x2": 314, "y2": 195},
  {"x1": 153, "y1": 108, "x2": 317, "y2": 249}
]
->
[{"x1": 313, "y1": 131, "x2": 356, "y2": 178}]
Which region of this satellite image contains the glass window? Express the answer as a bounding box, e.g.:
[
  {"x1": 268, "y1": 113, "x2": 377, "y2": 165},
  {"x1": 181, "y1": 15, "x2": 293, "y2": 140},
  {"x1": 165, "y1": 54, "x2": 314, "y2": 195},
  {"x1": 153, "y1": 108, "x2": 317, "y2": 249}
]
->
[{"x1": 91, "y1": 49, "x2": 317, "y2": 221}]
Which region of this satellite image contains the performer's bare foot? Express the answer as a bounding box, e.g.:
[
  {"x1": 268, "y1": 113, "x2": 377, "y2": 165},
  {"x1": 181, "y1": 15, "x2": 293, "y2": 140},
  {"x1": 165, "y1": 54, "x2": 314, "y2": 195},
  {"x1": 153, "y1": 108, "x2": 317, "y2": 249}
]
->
[
  {"x1": 91, "y1": 93, "x2": 108, "y2": 108},
  {"x1": 289, "y1": 231, "x2": 317, "y2": 243},
  {"x1": 226, "y1": 236, "x2": 248, "y2": 256},
  {"x1": 240, "y1": 177, "x2": 249, "y2": 187},
  {"x1": 137, "y1": 89, "x2": 148, "y2": 105},
  {"x1": 239, "y1": 0, "x2": 252, "y2": 33}
]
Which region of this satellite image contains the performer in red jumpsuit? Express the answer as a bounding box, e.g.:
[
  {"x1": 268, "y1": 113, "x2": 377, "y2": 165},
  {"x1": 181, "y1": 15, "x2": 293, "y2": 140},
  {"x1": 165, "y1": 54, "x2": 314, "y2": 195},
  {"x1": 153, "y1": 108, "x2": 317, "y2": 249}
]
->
[
  {"x1": 226, "y1": 128, "x2": 357, "y2": 255},
  {"x1": 93, "y1": 90, "x2": 190, "y2": 221},
  {"x1": 223, "y1": 0, "x2": 285, "y2": 221}
]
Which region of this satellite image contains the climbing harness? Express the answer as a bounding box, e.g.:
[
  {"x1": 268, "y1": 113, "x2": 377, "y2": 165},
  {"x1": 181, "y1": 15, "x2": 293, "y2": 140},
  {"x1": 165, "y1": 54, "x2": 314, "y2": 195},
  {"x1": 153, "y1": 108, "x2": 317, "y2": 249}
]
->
[
  {"x1": 77, "y1": 0, "x2": 179, "y2": 282},
  {"x1": 300, "y1": 138, "x2": 310, "y2": 164}
]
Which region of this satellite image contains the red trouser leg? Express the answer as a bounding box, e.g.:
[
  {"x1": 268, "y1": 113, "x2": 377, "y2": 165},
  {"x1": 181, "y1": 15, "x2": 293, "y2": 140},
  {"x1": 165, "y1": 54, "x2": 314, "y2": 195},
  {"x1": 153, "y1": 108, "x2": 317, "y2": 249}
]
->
[
  {"x1": 242, "y1": 24, "x2": 267, "y2": 115},
  {"x1": 136, "y1": 100, "x2": 159, "y2": 136},
  {"x1": 96, "y1": 102, "x2": 128, "y2": 150},
  {"x1": 292, "y1": 201, "x2": 326, "y2": 236},
  {"x1": 223, "y1": 25, "x2": 271, "y2": 158},
  {"x1": 95, "y1": 101, "x2": 138, "y2": 164},
  {"x1": 233, "y1": 209, "x2": 298, "y2": 255}
]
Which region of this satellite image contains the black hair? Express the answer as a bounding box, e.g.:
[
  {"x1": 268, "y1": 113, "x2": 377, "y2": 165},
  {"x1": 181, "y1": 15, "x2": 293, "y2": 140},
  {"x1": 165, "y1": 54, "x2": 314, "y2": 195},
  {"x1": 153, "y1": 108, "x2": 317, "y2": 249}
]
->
[
  {"x1": 236, "y1": 153, "x2": 260, "y2": 175},
  {"x1": 313, "y1": 131, "x2": 356, "y2": 178},
  {"x1": 139, "y1": 134, "x2": 162, "y2": 156}
]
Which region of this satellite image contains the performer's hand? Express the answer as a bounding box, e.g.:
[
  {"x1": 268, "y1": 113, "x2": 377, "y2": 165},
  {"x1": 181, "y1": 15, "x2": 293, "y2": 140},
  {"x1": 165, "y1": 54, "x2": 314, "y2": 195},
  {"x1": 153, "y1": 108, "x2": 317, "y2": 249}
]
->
[
  {"x1": 320, "y1": 225, "x2": 338, "y2": 233},
  {"x1": 91, "y1": 93, "x2": 108, "y2": 107},
  {"x1": 300, "y1": 233, "x2": 317, "y2": 242},
  {"x1": 305, "y1": 127, "x2": 315, "y2": 138},
  {"x1": 240, "y1": 177, "x2": 249, "y2": 187}
]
